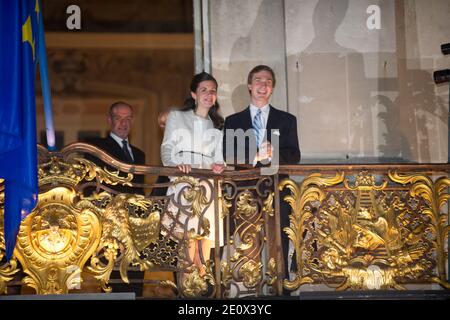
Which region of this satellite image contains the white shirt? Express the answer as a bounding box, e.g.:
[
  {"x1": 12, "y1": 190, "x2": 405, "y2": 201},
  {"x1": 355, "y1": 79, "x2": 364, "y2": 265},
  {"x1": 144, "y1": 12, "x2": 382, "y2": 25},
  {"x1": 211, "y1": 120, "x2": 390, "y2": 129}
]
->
[
  {"x1": 250, "y1": 104, "x2": 270, "y2": 129},
  {"x1": 109, "y1": 132, "x2": 134, "y2": 161}
]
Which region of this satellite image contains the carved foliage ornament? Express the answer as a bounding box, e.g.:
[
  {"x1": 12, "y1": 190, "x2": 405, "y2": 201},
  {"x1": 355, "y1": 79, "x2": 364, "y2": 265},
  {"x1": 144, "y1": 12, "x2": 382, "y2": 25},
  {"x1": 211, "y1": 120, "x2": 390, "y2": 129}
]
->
[
  {"x1": 38, "y1": 156, "x2": 133, "y2": 188},
  {"x1": 389, "y1": 172, "x2": 450, "y2": 289},
  {"x1": 80, "y1": 193, "x2": 161, "y2": 291}
]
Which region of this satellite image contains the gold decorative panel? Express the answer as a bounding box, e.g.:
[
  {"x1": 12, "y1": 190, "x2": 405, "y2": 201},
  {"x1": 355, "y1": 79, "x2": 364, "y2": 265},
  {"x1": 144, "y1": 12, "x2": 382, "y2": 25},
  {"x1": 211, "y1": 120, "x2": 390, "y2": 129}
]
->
[
  {"x1": 220, "y1": 176, "x2": 275, "y2": 297},
  {"x1": 281, "y1": 170, "x2": 450, "y2": 291},
  {"x1": 15, "y1": 187, "x2": 100, "y2": 294},
  {"x1": 1, "y1": 147, "x2": 169, "y2": 294}
]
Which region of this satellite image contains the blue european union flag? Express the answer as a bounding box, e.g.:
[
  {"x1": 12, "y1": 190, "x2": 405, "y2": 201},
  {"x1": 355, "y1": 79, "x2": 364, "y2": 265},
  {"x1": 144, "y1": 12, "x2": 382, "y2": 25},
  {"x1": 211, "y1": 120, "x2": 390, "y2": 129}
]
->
[{"x1": 0, "y1": 0, "x2": 40, "y2": 260}]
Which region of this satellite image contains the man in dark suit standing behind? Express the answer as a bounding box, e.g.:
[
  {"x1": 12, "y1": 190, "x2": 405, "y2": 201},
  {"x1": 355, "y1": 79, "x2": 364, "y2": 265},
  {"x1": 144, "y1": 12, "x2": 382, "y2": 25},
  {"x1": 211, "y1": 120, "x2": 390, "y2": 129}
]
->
[
  {"x1": 85, "y1": 101, "x2": 146, "y2": 195},
  {"x1": 85, "y1": 101, "x2": 146, "y2": 296},
  {"x1": 223, "y1": 65, "x2": 300, "y2": 295}
]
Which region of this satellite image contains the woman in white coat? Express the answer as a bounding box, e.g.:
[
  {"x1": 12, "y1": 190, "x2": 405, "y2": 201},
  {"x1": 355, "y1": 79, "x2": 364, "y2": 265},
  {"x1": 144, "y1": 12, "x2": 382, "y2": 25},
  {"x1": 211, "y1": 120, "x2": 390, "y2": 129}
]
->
[{"x1": 161, "y1": 72, "x2": 225, "y2": 275}]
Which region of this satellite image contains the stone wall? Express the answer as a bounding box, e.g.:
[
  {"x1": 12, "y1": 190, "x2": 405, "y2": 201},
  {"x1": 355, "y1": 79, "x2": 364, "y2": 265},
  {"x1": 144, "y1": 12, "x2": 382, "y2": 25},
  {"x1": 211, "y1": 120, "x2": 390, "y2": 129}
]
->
[{"x1": 210, "y1": 0, "x2": 449, "y2": 163}]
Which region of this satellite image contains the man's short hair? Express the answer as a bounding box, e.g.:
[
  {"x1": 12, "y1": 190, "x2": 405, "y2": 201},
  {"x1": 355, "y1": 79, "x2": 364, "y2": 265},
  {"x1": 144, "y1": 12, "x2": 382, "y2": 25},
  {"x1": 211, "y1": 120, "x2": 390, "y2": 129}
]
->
[
  {"x1": 247, "y1": 65, "x2": 276, "y2": 87},
  {"x1": 108, "y1": 101, "x2": 133, "y2": 117}
]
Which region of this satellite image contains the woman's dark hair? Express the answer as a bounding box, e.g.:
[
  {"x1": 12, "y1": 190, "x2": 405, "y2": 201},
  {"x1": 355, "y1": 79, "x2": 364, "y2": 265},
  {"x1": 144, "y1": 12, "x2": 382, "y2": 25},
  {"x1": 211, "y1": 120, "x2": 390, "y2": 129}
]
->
[{"x1": 182, "y1": 71, "x2": 224, "y2": 130}]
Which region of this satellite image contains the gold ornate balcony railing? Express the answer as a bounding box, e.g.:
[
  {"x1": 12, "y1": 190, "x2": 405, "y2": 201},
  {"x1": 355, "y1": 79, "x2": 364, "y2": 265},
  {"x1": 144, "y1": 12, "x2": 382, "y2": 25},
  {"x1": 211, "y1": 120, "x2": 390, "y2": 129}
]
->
[{"x1": 0, "y1": 143, "x2": 449, "y2": 297}]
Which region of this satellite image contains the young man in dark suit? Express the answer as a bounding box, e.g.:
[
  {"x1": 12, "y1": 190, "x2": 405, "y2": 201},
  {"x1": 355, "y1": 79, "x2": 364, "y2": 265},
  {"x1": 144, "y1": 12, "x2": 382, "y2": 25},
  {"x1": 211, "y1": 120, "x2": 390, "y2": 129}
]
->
[
  {"x1": 85, "y1": 101, "x2": 146, "y2": 195},
  {"x1": 223, "y1": 65, "x2": 300, "y2": 296}
]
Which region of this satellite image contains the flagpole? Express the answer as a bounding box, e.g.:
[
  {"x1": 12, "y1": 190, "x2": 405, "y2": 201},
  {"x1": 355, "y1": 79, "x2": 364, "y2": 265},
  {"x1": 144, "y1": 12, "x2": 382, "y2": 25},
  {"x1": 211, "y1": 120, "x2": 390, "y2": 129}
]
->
[{"x1": 37, "y1": 0, "x2": 56, "y2": 151}]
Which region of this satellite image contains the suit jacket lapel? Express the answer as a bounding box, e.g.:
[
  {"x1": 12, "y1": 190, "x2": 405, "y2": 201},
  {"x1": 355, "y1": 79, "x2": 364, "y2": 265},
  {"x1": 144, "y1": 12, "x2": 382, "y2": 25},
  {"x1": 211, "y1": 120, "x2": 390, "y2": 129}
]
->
[
  {"x1": 266, "y1": 105, "x2": 277, "y2": 143},
  {"x1": 106, "y1": 135, "x2": 130, "y2": 163},
  {"x1": 238, "y1": 106, "x2": 257, "y2": 161},
  {"x1": 240, "y1": 106, "x2": 253, "y2": 131},
  {"x1": 131, "y1": 146, "x2": 143, "y2": 164}
]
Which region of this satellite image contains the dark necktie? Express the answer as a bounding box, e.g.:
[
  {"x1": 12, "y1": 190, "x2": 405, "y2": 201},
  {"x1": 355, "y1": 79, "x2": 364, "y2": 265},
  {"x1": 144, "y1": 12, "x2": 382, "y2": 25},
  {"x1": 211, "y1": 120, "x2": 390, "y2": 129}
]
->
[{"x1": 121, "y1": 140, "x2": 134, "y2": 163}]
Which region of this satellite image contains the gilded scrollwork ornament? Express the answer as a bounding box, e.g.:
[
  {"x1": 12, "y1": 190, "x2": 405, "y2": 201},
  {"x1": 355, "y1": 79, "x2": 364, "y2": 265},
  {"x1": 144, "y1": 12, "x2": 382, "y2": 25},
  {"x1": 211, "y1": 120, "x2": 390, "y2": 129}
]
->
[
  {"x1": 1, "y1": 149, "x2": 167, "y2": 294},
  {"x1": 182, "y1": 267, "x2": 208, "y2": 297},
  {"x1": 86, "y1": 240, "x2": 118, "y2": 292},
  {"x1": 221, "y1": 196, "x2": 232, "y2": 219},
  {"x1": 230, "y1": 190, "x2": 265, "y2": 289},
  {"x1": 174, "y1": 176, "x2": 212, "y2": 241},
  {"x1": 0, "y1": 187, "x2": 20, "y2": 294},
  {"x1": 0, "y1": 235, "x2": 19, "y2": 294},
  {"x1": 279, "y1": 172, "x2": 344, "y2": 290},
  {"x1": 316, "y1": 172, "x2": 429, "y2": 290},
  {"x1": 241, "y1": 260, "x2": 262, "y2": 288},
  {"x1": 38, "y1": 156, "x2": 133, "y2": 188},
  {"x1": 78, "y1": 193, "x2": 160, "y2": 286},
  {"x1": 389, "y1": 171, "x2": 450, "y2": 288},
  {"x1": 14, "y1": 187, "x2": 101, "y2": 294},
  {"x1": 181, "y1": 261, "x2": 215, "y2": 298},
  {"x1": 220, "y1": 261, "x2": 232, "y2": 288},
  {"x1": 280, "y1": 171, "x2": 446, "y2": 291},
  {"x1": 265, "y1": 258, "x2": 277, "y2": 287},
  {"x1": 262, "y1": 192, "x2": 274, "y2": 217}
]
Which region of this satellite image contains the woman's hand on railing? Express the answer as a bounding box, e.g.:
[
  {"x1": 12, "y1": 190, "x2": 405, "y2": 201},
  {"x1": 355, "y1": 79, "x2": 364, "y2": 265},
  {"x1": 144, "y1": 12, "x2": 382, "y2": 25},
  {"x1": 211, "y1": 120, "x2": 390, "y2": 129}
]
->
[
  {"x1": 212, "y1": 163, "x2": 226, "y2": 174},
  {"x1": 177, "y1": 164, "x2": 192, "y2": 174}
]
